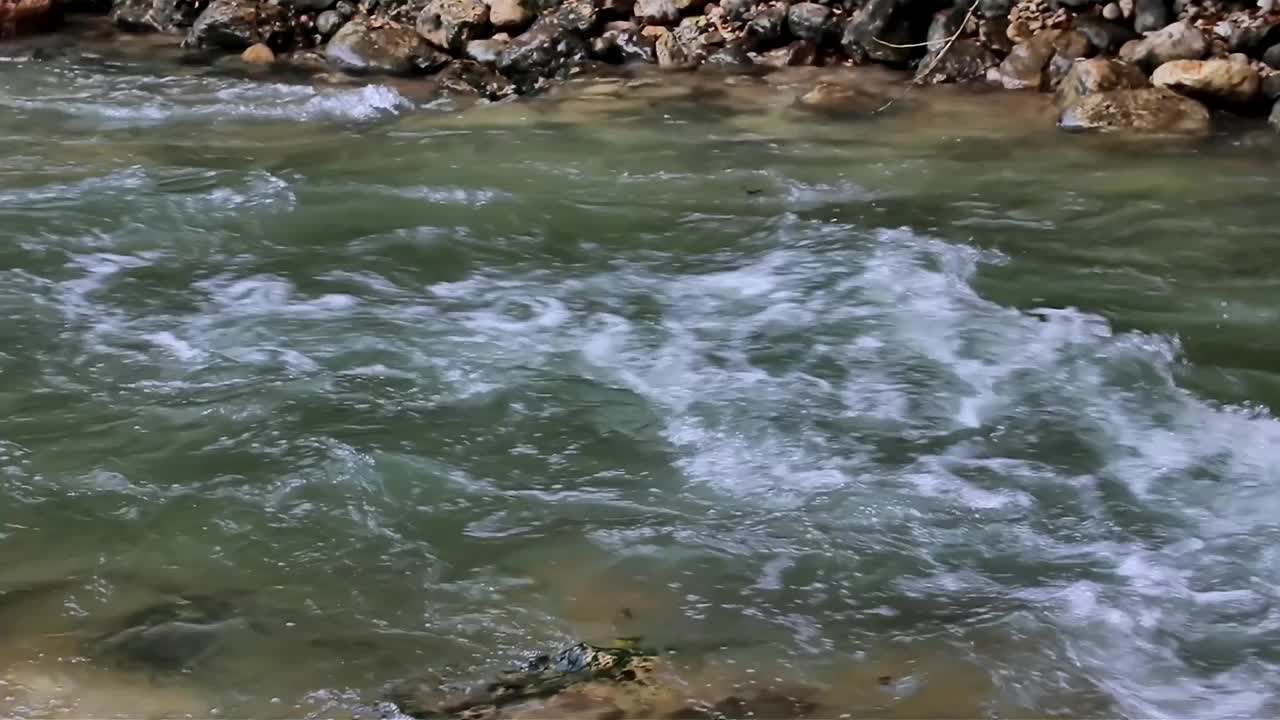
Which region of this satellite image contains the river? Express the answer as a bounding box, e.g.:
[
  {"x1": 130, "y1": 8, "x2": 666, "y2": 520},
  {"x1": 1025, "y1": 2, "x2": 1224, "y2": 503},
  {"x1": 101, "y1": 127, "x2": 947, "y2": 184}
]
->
[{"x1": 2, "y1": 40, "x2": 1279, "y2": 719}]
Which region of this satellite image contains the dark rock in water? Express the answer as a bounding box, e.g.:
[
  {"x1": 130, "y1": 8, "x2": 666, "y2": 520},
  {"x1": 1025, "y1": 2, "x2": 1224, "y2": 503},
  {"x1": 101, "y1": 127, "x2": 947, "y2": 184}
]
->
[
  {"x1": 486, "y1": 0, "x2": 532, "y2": 32},
  {"x1": 704, "y1": 688, "x2": 819, "y2": 719},
  {"x1": 702, "y1": 42, "x2": 753, "y2": 66},
  {"x1": 1264, "y1": 43, "x2": 1280, "y2": 70},
  {"x1": 416, "y1": 0, "x2": 490, "y2": 53},
  {"x1": 327, "y1": 18, "x2": 451, "y2": 74},
  {"x1": 745, "y1": 1, "x2": 786, "y2": 51},
  {"x1": 110, "y1": 0, "x2": 200, "y2": 33},
  {"x1": 1133, "y1": 0, "x2": 1171, "y2": 34},
  {"x1": 1118, "y1": 20, "x2": 1206, "y2": 72},
  {"x1": 842, "y1": 0, "x2": 915, "y2": 65},
  {"x1": 786, "y1": 2, "x2": 831, "y2": 43},
  {"x1": 87, "y1": 594, "x2": 246, "y2": 673},
  {"x1": 1270, "y1": 98, "x2": 1280, "y2": 131},
  {"x1": 1071, "y1": 16, "x2": 1136, "y2": 55},
  {"x1": 281, "y1": 47, "x2": 331, "y2": 70},
  {"x1": 989, "y1": 31, "x2": 1057, "y2": 90},
  {"x1": 756, "y1": 39, "x2": 817, "y2": 67},
  {"x1": 1054, "y1": 56, "x2": 1147, "y2": 108},
  {"x1": 316, "y1": 9, "x2": 344, "y2": 36},
  {"x1": 293, "y1": 0, "x2": 335, "y2": 11},
  {"x1": 1058, "y1": 87, "x2": 1211, "y2": 134},
  {"x1": 635, "y1": 0, "x2": 678, "y2": 24},
  {"x1": 495, "y1": 14, "x2": 589, "y2": 88},
  {"x1": 1263, "y1": 73, "x2": 1280, "y2": 100},
  {"x1": 185, "y1": 0, "x2": 290, "y2": 51},
  {"x1": 435, "y1": 59, "x2": 516, "y2": 98},
  {"x1": 916, "y1": 38, "x2": 996, "y2": 84}
]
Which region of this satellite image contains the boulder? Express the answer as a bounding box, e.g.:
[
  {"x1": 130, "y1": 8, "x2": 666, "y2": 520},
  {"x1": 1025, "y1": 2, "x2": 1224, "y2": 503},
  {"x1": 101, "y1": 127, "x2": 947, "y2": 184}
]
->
[
  {"x1": 1151, "y1": 58, "x2": 1260, "y2": 105},
  {"x1": 494, "y1": 14, "x2": 589, "y2": 87},
  {"x1": 702, "y1": 42, "x2": 753, "y2": 66},
  {"x1": 796, "y1": 81, "x2": 889, "y2": 114},
  {"x1": 591, "y1": 27, "x2": 655, "y2": 62},
  {"x1": 1263, "y1": 73, "x2": 1280, "y2": 100},
  {"x1": 1053, "y1": 30, "x2": 1092, "y2": 60},
  {"x1": 241, "y1": 41, "x2": 275, "y2": 62},
  {"x1": 1, "y1": 0, "x2": 59, "y2": 35},
  {"x1": 1102, "y1": 2, "x2": 1121, "y2": 19},
  {"x1": 654, "y1": 26, "x2": 695, "y2": 68},
  {"x1": 1058, "y1": 87, "x2": 1211, "y2": 134},
  {"x1": 842, "y1": 0, "x2": 914, "y2": 65},
  {"x1": 110, "y1": 0, "x2": 199, "y2": 32},
  {"x1": 486, "y1": 0, "x2": 531, "y2": 31},
  {"x1": 756, "y1": 39, "x2": 817, "y2": 67},
  {"x1": 917, "y1": 39, "x2": 998, "y2": 84},
  {"x1": 416, "y1": 0, "x2": 490, "y2": 53},
  {"x1": 720, "y1": 0, "x2": 751, "y2": 22},
  {"x1": 634, "y1": 0, "x2": 678, "y2": 24},
  {"x1": 1133, "y1": 0, "x2": 1170, "y2": 34},
  {"x1": 1071, "y1": 16, "x2": 1135, "y2": 55},
  {"x1": 1054, "y1": 57, "x2": 1148, "y2": 108},
  {"x1": 326, "y1": 18, "x2": 451, "y2": 74},
  {"x1": 1270, "y1": 98, "x2": 1280, "y2": 131},
  {"x1": 1263, "y1": 43, "x2": 1280, "y2": 70},
  {"x1": 553, "y1": 0, "x2": 596, "y2": 34},
  {"x1": 1119, "y1": 20, "x2": 1206, "y2": 72},
  {"x1": 434, "y1": 59, "x2": 515, "y2": 97},
  {"x1": 316, "y1": 9, "x2": 343, "y2": 36},
  {"x1": 745, "y1": 2, "x2": 787, "y2": 51},
  {"x1": 185, "y1": 0, "x2": 289, "y2": 51},
  {"x1": 989, "y1": 31, "x2": 1058, "y2": 90},
  {"x1": 786, "y1": 2, "x2": 831, "y2": 43},
  {"x1": 465, "y1": 35, "x2": 507, "y2": 61}
]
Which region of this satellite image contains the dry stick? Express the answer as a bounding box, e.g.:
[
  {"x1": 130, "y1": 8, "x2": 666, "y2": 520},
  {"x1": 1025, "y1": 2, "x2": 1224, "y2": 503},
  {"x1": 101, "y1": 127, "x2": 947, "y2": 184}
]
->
[{"x1": 871, "y1": 0, "x2": 983, "y2": 113}]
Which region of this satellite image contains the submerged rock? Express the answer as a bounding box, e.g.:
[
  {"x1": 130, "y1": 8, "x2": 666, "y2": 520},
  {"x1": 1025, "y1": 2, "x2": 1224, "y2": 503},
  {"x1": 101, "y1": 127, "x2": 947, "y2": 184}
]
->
[
  {"x1": 1058, "y1": 87, "x2": 1211, "y2": 134},
  {"x1": 86, "y1": 594, "x2": 247, "y2": 673},
  {"x1": 1055, "y1": 57, "x2": 1148, "y2": 108},
  {"x1": 1151, "y1": 58, "x2": 1260, "y2": 105},
  {"x1": 327, "y1": 18, "x2": 451, "y2": 74},
  {"x1": 796, "y1": 81, "x2": 888, "y2": 114},
  {"x1": 185, "y1": 0, "x2": 289, "y2": 51},
  {"x1": 434, "y1": 58, "x2": 516, "y2": 97},
  {"x1": 1270, "y1": 98, "x2": 1280, "y2": 131}
]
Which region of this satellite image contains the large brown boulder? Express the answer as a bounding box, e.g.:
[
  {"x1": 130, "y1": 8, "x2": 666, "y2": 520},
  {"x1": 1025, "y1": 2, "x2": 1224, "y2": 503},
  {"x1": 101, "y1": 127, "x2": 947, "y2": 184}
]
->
[
  {"x1": 0, "y1": 0, "x2": 59, "y2": 36},
  {"x1": 1058, "y1": 87, "x2": 1211, "y2": 135},
  {"x1": 1054, "y1": 57, "x2": 1148, "y2": 108},
  {"x1": 417, "y1": 0, "x2": 490, "y2": 53},
  {"x1": 988, "y1": 31, "x2": 1059, "y2": 90},
  {"x1": 1151, "y1": 59, "x2": 1260, "y2": 106}
]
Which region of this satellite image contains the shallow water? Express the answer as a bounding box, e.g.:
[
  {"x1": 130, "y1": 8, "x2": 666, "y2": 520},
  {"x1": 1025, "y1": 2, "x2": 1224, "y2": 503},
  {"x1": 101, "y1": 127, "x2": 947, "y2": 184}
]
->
[{"x1": 3, "y1": 40, "x2": 1280, "y2": 720}]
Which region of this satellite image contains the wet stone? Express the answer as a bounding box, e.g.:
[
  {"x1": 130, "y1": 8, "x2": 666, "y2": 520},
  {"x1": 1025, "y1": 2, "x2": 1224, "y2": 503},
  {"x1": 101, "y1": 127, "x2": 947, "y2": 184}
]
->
[{"x1": 86, "y1": 594, "x2": 249, "y2": 673}]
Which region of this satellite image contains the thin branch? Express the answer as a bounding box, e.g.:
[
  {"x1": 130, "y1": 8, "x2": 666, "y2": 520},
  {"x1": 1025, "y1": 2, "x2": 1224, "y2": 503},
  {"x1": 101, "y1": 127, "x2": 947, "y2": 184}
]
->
[{"x1": 873, "y1": 0, "x2": 983, "y2": 114}]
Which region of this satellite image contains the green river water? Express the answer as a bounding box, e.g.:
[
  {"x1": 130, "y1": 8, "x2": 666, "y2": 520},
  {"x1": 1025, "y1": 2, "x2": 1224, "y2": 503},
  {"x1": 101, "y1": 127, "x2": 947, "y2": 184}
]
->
[{"x1": 2, "y1": 40, "x2": 1280, "y2": 719}]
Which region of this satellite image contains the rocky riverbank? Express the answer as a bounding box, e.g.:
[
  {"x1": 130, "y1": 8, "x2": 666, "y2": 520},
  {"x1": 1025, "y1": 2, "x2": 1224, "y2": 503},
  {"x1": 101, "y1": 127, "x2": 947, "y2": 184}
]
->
[{"x1": 7, "y1": 0, "x2": 1280, "y2": 132}]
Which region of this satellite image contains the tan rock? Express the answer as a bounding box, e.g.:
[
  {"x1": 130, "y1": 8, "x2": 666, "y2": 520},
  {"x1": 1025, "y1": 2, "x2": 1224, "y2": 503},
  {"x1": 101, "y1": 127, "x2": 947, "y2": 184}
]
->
[
  {"x1": 1058, "y1": 87, "x2": 1212, "y2": 134},
  {"x1": 1151, "y1": 58, "x2": 1260, "y2": 104},
  {"x1": 485, "y1": 0, "x2": 531, "y2": 31},
  {"x1": 1055, "y1": 57, "x2": 1148, "y2": 108},
  {"x1": 240, "y1": 42, "x2": 276, "y2": 64}
]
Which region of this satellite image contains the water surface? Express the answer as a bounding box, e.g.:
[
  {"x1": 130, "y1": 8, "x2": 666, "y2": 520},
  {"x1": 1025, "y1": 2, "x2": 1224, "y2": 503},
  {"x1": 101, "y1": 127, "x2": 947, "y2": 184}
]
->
[{"x1": 2, "y1": 44, "x2": 1280, "y2": 719}]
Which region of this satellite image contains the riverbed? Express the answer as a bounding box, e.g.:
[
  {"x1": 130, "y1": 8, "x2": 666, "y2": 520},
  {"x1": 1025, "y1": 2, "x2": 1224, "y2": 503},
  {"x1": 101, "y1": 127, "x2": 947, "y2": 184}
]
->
[{"x1": 2, "y1": 43, "x2": 1280, "y2": 719}]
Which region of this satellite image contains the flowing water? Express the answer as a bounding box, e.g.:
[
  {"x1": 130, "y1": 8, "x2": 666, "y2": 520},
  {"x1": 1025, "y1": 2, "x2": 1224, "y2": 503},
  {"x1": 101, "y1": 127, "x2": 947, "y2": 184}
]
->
[{"x1": 3, "y1": 36, "x2": 1280, "y2": 720}]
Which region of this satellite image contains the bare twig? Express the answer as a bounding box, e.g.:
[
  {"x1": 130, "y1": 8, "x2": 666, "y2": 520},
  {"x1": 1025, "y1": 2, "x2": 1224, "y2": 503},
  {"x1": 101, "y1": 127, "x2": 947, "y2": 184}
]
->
[{"x1": 872, "y1": 0, "x2": 983, "y2": 114}]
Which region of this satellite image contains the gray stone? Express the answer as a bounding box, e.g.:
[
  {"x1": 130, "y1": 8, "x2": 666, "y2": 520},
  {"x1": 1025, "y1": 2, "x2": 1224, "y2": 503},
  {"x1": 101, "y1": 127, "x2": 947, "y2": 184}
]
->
[
  {"x1": 494, "y1": 14, "x2": 589, "y2": 88},
  {"x1": 634, "y1": 0, "x2": 678, "y2": 24},
  {"x1": 1270, "y1": 98, "x2": 1280, "y2": 131},
  {"x1": 1264, "y1": 43, "x2": 1280, "y2": 70},
  {"x1": 111, "y1": 0, "x2": 200, "y2": 32},
  {"x1": 1058, "y1": 87, "x2": 1211, "y2": 134},
  {"x1": 1054, "y1": 57, "x2": 1148, "y2": 108},
  {"x1": 746, "y1": 2, "x2": 787, "y2": 50},
  {"x1": 434, "y1": 59, "x2": 516, "y2": 98},
  {"x1": 185, "y1": 0, "x2": 288, "y2": 51},
  {"x1": 1263, "y1": 73, "x2": 1280, "y2": 100},
  {"x1": 316, "y1": 10, "x2": 344, "y2": 37},
  {"x1": 842, "y1": 0, "x2": 913, "y2": 65},
  {"x1": 1133, "y1": 0, "x2": 1171, "y2": 34},
  {"x1": 335, "y1": 0, "x2": 356, "y2": 18},
  {"x1": 591, "y1": 27, "x2": 656, "y2": 62},
  {"x1": 553, "y1": 0, "x2": 597, "y2": 34},
  {"x1": 1071, "y1": 16, "x2": 1136, "y2": 55},
  {"x1": 486, "y1": 0, "x2": 532, "y2": 31},
  {"x1": 756, "y1": 40, "x2": 818, "y2": 67},
  {"x1": 465, "y1": 36, "x2": 508, "y2": 62},
  {"x1": 702, "y1": 42, "x2": 753, "y2": 66},
  {"x1": 990, "y1": 31, "x2": 1058, "y2": 90},
  {"x1": 720, "y1": 0, "x2": 752, "y2": 21},
  {"x1": 1102, "y1": 2, "x2": 1122, "y2": 19},
  {"x1": 416, "y1": 0, "x2": 491, "y2": 53},
  {"x1": 327, "y1": 18, "x2": 451, "y2": 74},
  {"x1": 786, "y1": 2, "x2": 831, "y2": 43},
  {"x1": 654, "y1": 27, "x2": 695, "y2": 68},
  {"x1": 1119, "y1": 20, "x2": 1207, "y2": 72}
]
